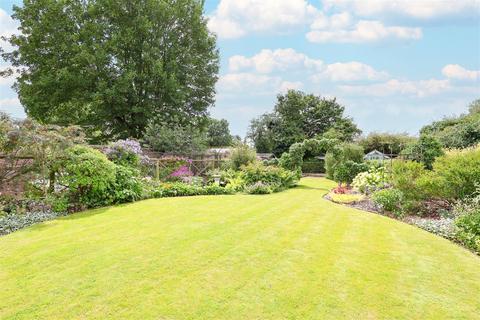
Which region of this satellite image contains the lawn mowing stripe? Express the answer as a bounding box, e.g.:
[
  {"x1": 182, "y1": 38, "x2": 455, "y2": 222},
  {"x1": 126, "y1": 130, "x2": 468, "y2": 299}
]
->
[
  {"x1": 210, "y1": 196, "x2": 353, "y2": 319},
  {"x1": 89, "y1": 192, "x2": 314, "y2": 319}
]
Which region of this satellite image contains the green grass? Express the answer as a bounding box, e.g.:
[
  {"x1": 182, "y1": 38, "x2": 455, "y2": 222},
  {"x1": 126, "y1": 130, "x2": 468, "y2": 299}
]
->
[{"x1": 1, "y1": 178, "x2": 479, "y2": 319}]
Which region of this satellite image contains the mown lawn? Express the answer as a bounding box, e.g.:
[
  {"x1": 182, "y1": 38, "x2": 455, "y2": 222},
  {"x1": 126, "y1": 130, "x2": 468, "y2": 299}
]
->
[{"x1": 1, "y1": 178, "x2": 479, "y2": 319}]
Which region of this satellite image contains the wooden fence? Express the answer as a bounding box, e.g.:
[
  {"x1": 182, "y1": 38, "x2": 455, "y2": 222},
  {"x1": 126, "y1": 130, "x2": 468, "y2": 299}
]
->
[{"x1": 149, "y1": 158, "x2": 226, "y2": 180}]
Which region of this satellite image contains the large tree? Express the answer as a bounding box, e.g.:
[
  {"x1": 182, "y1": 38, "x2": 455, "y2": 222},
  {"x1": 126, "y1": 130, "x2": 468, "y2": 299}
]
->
[
  {"x1": 1, "y1": 0, "x2": 219, "y2": 141},
  {"x1": 247, "y1": 90, "x2": 361, "y2": 155},
  {"x1": 206, "y1": 118, "x2": 233, "y2": 147}
]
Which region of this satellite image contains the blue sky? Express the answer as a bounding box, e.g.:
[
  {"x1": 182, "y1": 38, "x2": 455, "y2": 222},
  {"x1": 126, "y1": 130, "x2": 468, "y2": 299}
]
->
[{"x1": 1, "y1": 0, "x2": 479, "y2": 137}]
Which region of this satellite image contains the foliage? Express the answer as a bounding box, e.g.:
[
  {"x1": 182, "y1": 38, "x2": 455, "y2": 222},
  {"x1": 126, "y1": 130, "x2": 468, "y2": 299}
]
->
[
  {"x1": 247, "y1": 90, "x2": 361, "y2": 155},
  {"x1": 228, "y1": 144, "x2": 257, "y2": 170},
  {"x1": 0, "y1": 114, "x2": 85, "y2": 194},
  {"x1": 105, "y1": 139, "x2": 148, "y2": 168},
  {"x1": 144, "y1": 120, "x2": 207, "y2": 154},
  {"x1": 352, "y1": 165, "x2": 389, "y2": 194},
  {"x1": 217, "y1": 169, "x2": 245, "y2": 192},
  {"x1": 60, "y1": 145, "x2": 116, "y2": 208},
  {"x1": 0, "y1": 115, "x2": 34, "y2": 185},
  {"x1": 420, "y1": 99, "x2": 480, "y2": 149},
  {"x1": 0, "y1": 210, "x2": 65, "y2": 236},
  {"x1": 2, "y1": 0, "x2": 219, "y2": 141},
  {"x1": 247, "y1": 113, "x2": 277, "y2": 153},
  {"x1": 453, "y1": 189, "x2": 480, "y2": 253},
  {"x1": 401, "y1": 135, "x2": 444, "y2": 169},
  {"x1": 430, "y1": 145, "x2": 480, "y2": 200},
  {"x1": 245, "y1": 182, "x2": 273, "y2": 195},
  {"x1": 325, "y1": 143, "x2": 364, "y2": 180},
  {"x1": 278, "y1": 137, "x2": 337, "y2": 171},
  {"x1": 358, "y1": 132, "x2": 417, "y2": 155},
  {"x1": 206, "y1": 118, "x2": 233, "y2": 147},
  {"x1": 372, "y1": 188, "x2": 404, "y2": 216},
  {"x1": 390, "y1": 160, "x2": 430, "y2": 204},
  {"x1": 333, "y1": 160, "x2": 368, "y2": 186},
  {"x1": 151, "y1": 182, "x2": 233, "y2": 198},
  {"x1": 407, "y1": 217, "x2": 456, "y2": 240},
  {"x1": 109, "y1": 165, "x2": 144, "y2": 204},
  {"x1": 240, "y1": 163, "x2": 298, "y2": 192},
  {"x1": 44, "y1": 194, "x2": 70, "y2": 213}
]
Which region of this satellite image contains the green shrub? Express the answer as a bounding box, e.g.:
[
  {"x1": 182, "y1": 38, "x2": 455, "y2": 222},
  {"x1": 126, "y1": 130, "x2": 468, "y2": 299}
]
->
[
  {"x1": 109, "y1": 165, "x2": 144, "y2": 204},
  {"x1": 60, "y1": 145, "x2": 116, "y2": 208},
  {"x1": 372, "y1": 189, "x2": 404, "y2": 216},
  {"x1": 151, "y1": 182, "x2": 232, "y2": 198},
  {"x1": 203, "y1": 184, "x2": 232, "y2": 195},
  {"x1": 391, "y1": 160, "x2": 429, "y2": 203},
  {"x1": 431, "y1": 145, "x2": 480, "y2": 200},
  {"x1": 160, "y1": 182, "x2": 202, "y2": 197},
  {"x1": 333, "y1": 160, "x2": 368, "y2": 186},
  {"x1": 401, "y1": 135, "x2": 444, "y2": 169},
  {"x1": 44, "y1": 194, "x2": 69, "y2": 213},
  {"x1": 241, "y1": 163, "x2": 298, "y2": 191},
  {"x1": 325, "y1": 143, "x2": 364, "y2": 180},
  {"x1": 245, "y1": 182, "x2": 273, "y2": 194},
  {"x1": 217, "y1": 169, "x2": 245, "y2": 192},
  {"x1": 352, "y1": 165, "x2": 389, "y2": 194},
  {"x1": 454, "y1": 190, "x2": 480, "y2": 253},
  {"x1": 229, "y1": 144, "x2": 256, "y2": 170}
]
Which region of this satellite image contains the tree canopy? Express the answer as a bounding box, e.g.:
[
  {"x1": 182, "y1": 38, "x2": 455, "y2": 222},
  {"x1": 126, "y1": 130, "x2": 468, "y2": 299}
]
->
[
  {"x1": 420, "y1": 99, "x2": 480, "y2": 149},
  {"x1": 247, "y1": 90, "x2": 361, "y2": 156},
  {"x1": 358, "y1": 132, "x2": 417, "y2": 155},
  {"x1": 206, "y1": 118, "x2": 233, "y2": 147},
  {"x1": 1, "y1": 0, "x2": 219, "y2": 141}
]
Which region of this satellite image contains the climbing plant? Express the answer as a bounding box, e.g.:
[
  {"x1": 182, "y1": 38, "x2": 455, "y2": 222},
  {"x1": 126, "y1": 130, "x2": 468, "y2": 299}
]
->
[{"x1": 278, "y1": 137, "x2": 338, "y2": 172}]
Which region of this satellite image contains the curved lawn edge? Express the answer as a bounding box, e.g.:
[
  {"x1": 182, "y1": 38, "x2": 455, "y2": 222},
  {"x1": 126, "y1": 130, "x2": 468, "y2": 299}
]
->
[
  {"x1": 318, "y1": 179, "x2": 479, "y2": 256},
  {"x1": 1, "y1": 177, "x2": 479, "y2": 319}
]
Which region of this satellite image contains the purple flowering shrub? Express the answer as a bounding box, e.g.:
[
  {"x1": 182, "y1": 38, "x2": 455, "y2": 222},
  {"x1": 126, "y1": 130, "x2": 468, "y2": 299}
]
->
[
  {"x1": 169, "y1": 165, "x2": 193, "y2": 178},
  {"x1": 157, "y1": 156, "x2": 194, "y2": 181},
  {"x1": 105, "y1": 139, "x2": 150, "y2": 168}
]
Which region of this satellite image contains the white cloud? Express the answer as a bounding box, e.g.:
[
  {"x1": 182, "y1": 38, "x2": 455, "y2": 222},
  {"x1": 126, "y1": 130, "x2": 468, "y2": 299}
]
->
[
  {"x1": 217, "y1": 72, "x2": 305, "y2": 95},
  {"x1": 228, "y1": 49, "x2": 388, "y2": 83},
  {"x1": 442, "y1": 64, "x2": 480, "y2": 81},
  {"x1": 323, "y1": 0, "x2": 479, "y2": 19},
  {"x1": 217, "y1": 72, "x2": 281, "y2": 93},
  {"x1": 0, "y1": 97, "x2": 20, "y2": 107},
  {"x1": 0, "y1": 73, "x2": 15, "y2": 86},
  {"x1": 307, "y1": 20, "x2": 422, "y2": 43},
  {"x1": 229, "y1": 48, "x2": 323, "y2": 73},
  {"x1": 339, "y1": 78, "x2": 451, "y2": 97},
  {"x1": 0, "y1": 9, "x2": 18, "y2": 51},
  {"x1": 311, "y1": 11, "x2": 353, "y2": 30},
  {"x1": 208, "y1": 0, "x2": 318, "y2": 39},
  {"x1": 279, "y1": 81, "x2": 303, "y2": 92},
  {"x1": 312, "y1": 61, "x2": 388, "y2": 82}
]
